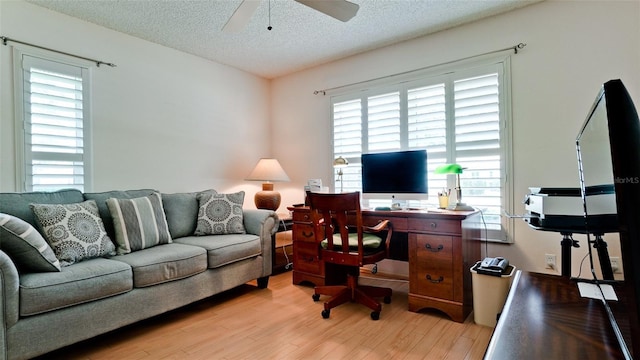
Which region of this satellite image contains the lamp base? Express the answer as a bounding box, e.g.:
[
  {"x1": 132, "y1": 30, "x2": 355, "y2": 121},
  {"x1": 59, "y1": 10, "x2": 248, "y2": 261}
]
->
[
  {"x1": 449, "y1": 203, "x2": 475, "y2": 211},
  {"x1": 254, "y1": 183, "x2": 281, "y2": 211}
]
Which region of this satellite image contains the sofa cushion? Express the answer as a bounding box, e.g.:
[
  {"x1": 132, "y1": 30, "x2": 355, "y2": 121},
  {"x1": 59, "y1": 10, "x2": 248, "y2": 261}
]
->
[
  {"x1": 0, "y1": 213, "x2": 61, "y2": 272},
  {"x1": 111, "y1": 243, "x2": 207, "y2": 287},
  {"x1": 174, "y1": 234, "x2": 262, "y2": 269},
  {"x1": 19, "y1": 258, "x2": 132, "y2": 316},
  {"x1": 161, "y1": 191, "x2": 201, "y2": 239},
  {"x1": 30, "y1": 200, "x2": 116, "y2": 266},
  {"x1": 83, "y1": 189, "x2": 158, "y2": 239},
  {"x1": 106, "y1": 193, "x2": 172, "y2": 255},
  {"x1": 0, "y1": 189, "x2": 84, "y2": 229},
  {"x1": 195, "y1": 190, "x2": 246, "y2": 235}
]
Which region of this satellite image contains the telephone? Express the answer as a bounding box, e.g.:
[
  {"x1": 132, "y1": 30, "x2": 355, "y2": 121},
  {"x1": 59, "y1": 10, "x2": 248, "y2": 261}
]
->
[{"x1": 477, "y1": 257, "x2": 509, "y2": 276}]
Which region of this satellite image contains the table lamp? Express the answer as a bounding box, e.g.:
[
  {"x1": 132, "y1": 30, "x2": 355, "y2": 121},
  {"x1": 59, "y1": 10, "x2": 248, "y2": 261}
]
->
[
  {"x1": 333, "y1": 156, "x2": 349, "y2": 192},
  {"x1": 434, "y1": 163, "x2": 474, "y2": 211},
  {"x1": 245, "y1": 158, "x2": 290, "y2": 210}
]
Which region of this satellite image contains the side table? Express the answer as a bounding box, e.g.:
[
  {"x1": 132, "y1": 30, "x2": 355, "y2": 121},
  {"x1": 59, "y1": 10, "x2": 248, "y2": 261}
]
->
[{"x1": 272, "y1": 212, "x2": 293, "y2": 274}]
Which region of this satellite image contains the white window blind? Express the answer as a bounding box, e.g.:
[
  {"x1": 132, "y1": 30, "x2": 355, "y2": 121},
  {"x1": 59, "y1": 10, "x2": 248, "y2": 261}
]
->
[
  {"x1": 453, "y1": 73, "x2": 503, "y2": 236},
  {"x1": 367, "y1": 92, "x2": 400, "y2": 152},
  {"x1": 18, "y1": 54, "x2": 91, "y2": 192},
  {"x1": 332, "y1": 60, "x2": 511, "y2": 242}
]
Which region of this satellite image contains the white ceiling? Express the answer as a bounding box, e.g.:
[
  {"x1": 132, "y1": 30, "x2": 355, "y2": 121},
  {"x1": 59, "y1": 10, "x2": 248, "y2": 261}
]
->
[{"x1": 26, "y1": 0, "x2": 542, "y2": 79}]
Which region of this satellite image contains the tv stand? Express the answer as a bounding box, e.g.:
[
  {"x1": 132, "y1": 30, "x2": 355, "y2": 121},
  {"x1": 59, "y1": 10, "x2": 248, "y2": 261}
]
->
[
  {"x1": 531, "y1": 227, "x2": 614, "y2": 279},
  {"x1": 485, "y1": 271, "x2": 632, "y2": 359}
]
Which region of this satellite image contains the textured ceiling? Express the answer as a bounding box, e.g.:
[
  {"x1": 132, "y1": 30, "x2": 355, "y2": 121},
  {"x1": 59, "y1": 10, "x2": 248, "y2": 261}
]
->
[{"x1": 26, "y1": 0, "x2": 541, "y2": 79}]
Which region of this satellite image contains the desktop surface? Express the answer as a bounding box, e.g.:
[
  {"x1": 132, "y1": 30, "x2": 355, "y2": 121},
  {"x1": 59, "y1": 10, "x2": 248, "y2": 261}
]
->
[{"x1": 485, "y1": 271, "x2": 631, "y2": 359}]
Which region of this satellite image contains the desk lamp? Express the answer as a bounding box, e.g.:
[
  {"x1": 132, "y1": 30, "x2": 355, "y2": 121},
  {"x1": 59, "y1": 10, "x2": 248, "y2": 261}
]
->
[
  {"x1": 245, "y1": 158, "x2": 290, "y2": 210},
  {"x1": 434, "y1": 163, "x2": 474, "y2": 211},
  {"x1": 333, "y1": 156, "x2": 348, "y2": 192}
]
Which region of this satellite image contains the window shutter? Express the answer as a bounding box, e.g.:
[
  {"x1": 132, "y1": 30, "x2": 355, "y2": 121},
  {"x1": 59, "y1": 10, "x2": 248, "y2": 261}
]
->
[
  {"x1": 367, "y1": 91, "x2": 400, "y2": 152},
  {"x1": 454, "y1": 73, "x2": 503, "y2": 236},
  {"x1": 330, "y1": 62, "x2": 511, "y2": 242},
  {"x1": 21, "y1": 56, "x2": 89, "y2": 192},
  {"x1": 333, "y1": 99, "x2": 362, "y2": 193}
]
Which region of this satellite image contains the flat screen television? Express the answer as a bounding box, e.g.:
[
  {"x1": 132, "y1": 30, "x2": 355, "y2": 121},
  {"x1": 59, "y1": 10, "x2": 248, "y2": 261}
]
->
[
  {"x1": 361, "y1": 150, "x2": 428, "y2": 205},
  {"x1": 576, "y1": 79, "x2": 640, "y2": 358}
]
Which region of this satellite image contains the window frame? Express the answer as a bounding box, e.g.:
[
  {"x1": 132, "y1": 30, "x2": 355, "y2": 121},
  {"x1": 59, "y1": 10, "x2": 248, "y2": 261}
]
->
[
  {"x1": 12, "y1": 47, "x2": 93, "y2": 192},
  {"x1": 330, "y1": 54, "x2": 514, "y2": 243}
]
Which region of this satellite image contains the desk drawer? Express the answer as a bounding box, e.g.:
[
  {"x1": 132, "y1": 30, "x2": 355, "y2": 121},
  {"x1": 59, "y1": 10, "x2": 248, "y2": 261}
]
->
[
  {"x1": 292, "y1": 210, "x2": 314, "y2": 222},
  {"x1": 293, "y1": 224, "x2": 316, "y2": 243},
  {"x1": 363, "y1": 215, "x2": 408, "y2": 232},
  {"x1": 293, "y1": 241, "x2": 322, "y2": 274},
  {"x1": 408, "y1": 218, "x2": 461, "y2": 235},
  {"x1": 410, "y1": 234, "x2": 454, "y2": 300}
]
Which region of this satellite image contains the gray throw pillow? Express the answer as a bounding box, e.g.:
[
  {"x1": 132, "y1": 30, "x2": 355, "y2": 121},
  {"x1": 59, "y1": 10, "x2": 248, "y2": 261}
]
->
[
  {"x1": 194, "y1": 190, "x2": 246, "y2": 235},
  {"x1": 0, "y1": 213, "x2": 61, "y2": 272},
  {"x1": 106, "y1": 192, "x2": 172, "y2": 254},
  {"x1": 30, "y1": 200, "x2": 116, "y2": 266}
]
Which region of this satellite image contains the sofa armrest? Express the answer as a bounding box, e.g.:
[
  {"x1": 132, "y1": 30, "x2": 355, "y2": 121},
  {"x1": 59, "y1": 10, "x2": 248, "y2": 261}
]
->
[
  {"x1": 0, "y1": 250, "x2": 20, "y2": 331},
  {"x1": 243, "y1": 209, "x2": 278, "y2": 276}
]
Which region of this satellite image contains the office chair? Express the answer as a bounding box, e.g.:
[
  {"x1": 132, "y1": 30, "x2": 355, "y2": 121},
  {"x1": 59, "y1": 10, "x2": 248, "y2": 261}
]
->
[{"x1": 307, "y1": 191, "x2": 392, "y2": 320}]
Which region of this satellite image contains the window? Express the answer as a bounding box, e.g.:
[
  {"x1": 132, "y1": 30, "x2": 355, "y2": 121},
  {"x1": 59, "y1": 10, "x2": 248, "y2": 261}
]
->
[
  {"x1": 14, "y1": 52, "x2": 92, "y2": 192},
  {"x1": 331, "y1": 58, "x2": 512, "y2": 242}
]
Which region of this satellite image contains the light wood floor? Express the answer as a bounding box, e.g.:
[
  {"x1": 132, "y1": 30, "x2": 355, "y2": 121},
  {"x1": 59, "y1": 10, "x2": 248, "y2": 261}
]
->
[{"x1": 37, "y1": 271, "x2": 493, "y2": 359}]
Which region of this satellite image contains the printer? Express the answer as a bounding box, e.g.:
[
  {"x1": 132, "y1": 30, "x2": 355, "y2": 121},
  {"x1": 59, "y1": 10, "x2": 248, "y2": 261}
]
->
[{"x1": 523, "y1": 186, "x2": 618, "y2": 234}]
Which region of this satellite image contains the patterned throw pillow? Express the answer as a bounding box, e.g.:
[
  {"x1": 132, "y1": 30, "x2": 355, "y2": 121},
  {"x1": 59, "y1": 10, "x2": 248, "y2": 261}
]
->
[
  {"x1": 194, "y1": 190, "x2": 246, "y2": 235},
  {"x1": 30, "y1": 200, "x2": 116, "y2": 266},
  {"x1": 0, "y1": 213, "x2": 61, "y2": 272},
  {"x1": 106, "y1": 192, "x2": 172, "y2": 255}
]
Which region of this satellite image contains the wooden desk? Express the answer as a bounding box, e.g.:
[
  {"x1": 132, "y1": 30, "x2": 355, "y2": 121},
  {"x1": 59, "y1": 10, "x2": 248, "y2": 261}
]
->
[
  {"x1": 485, "y1": 271, "x2": 632, "y2": 359},
  {"x1": 289, "y1": 207, "x2": 481, "y2": 322}
]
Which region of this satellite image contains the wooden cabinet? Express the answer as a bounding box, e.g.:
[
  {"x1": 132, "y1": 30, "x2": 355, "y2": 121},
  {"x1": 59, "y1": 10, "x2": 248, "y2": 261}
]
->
[
  {"x1": 408, "y1": 215, "x2": 480, "y2": 322},
  {"x1": 290, "y1": 207, "x2": 326, "y2": 285},
  {"x1": 289, "y1": 206, "x2": 480, "y2": 322}
]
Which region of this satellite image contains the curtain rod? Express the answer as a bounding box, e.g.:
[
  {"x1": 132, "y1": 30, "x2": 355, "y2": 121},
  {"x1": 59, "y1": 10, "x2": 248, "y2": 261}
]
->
[
  {"x1": 313, "y1": 42, "x2": 526, "y2": 96},
  {"x1": 1, "y1": 36, "x2": 116, "y2": 68}
]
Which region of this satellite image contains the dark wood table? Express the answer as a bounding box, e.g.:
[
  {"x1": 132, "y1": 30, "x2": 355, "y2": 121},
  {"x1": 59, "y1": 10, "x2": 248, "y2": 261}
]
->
[{"x1": 484, "y1": 271, "x2": 632, "y2": 359}]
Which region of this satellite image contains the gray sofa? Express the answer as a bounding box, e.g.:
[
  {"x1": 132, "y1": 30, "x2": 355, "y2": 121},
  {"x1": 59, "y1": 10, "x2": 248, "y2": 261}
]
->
[{"x1": 0, "y1": 188, "x2": 277, "y2": 360}]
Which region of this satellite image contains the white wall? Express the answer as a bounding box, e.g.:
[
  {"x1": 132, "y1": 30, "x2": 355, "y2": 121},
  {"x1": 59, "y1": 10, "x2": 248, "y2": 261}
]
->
[
  {"x1": 0, "y1": 0, "x2": 271, "y2": 198},
  {"x1": 271, "y1": 0, "x2": 640, "y2": 275}
]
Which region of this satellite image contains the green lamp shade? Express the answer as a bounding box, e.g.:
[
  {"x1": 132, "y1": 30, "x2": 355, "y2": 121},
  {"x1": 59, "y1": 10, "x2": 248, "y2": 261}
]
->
[{"x1": 434, "y1": 163, "x2": 463, "y2": 174}]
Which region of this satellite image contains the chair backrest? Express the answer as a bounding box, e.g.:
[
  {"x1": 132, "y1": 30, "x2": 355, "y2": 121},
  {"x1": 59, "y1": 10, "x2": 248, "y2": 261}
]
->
[{"x1": 306, "y1": 192, "x2": 365, "y2": 264}]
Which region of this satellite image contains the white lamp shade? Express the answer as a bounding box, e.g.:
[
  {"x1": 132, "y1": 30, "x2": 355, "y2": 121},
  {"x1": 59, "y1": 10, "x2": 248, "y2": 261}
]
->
[{"x1": 245, "y1": 158, "x2": 290, "y2": 182}]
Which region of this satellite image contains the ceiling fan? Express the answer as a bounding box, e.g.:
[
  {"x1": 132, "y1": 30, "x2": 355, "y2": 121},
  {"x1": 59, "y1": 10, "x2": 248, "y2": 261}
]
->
[{"x1": 223, "y1": 0, "x2": 360, "y2": 32}]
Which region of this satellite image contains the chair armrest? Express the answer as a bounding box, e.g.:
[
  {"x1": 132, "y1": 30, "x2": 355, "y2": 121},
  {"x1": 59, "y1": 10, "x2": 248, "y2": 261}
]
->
[{"x1": 364, "y1": 219, "x2": 391, "y2": 233}]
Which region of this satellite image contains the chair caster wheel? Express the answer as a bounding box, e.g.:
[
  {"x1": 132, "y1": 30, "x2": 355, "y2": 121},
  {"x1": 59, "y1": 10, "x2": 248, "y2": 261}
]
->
[
  {"x1": 371, "y1": 311, "x2": 380, "y2": 320},
  {"x1": 321, "y1": 309, "x2": 330, "y2": 319},
  {"x1": 383, "y1": 296, "x2": 391, "y2": 304},
  {"x1": 312, "y1": 294, "x2": 320, "y2": 301}
]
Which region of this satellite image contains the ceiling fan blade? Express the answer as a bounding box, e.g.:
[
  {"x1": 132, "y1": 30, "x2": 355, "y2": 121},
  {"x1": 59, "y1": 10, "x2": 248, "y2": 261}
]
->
[
  {"x1": 295, "y1": 0, "x2": 359, "y2": 22},
  {"x1": 222, "y1": 0, "x2": 261, "y2": 33}
]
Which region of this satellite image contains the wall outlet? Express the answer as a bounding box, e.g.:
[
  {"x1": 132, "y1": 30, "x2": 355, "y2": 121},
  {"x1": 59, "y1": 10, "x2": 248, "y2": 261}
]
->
[
  {"x1": 610, "y1": 257, "x2": 621, "y2": 273},
  {"x1": 545, "y1": 254, "x2": 557, "y2": 270}
]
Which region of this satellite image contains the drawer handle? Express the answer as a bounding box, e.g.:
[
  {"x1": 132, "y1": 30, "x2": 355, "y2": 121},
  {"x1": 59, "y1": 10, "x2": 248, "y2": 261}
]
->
[
  {"x1": 426, "y1": 274, "x2": 444, "y2": 283},
  {"x1": 302, "y1": 231, "x2": 314, "y2": 238},
  {"x1": 425, "y1": 244, "x2": 444, "y2": 252},
  {"x1": 303, "y1": 256, "x2": 315, "y2": 262},
  {"x1": 430, "y1": 222, "x2": 437, "y2": 228},
  {"x1": 303, "y1": 215, "x2": 310, "y2": 221}
]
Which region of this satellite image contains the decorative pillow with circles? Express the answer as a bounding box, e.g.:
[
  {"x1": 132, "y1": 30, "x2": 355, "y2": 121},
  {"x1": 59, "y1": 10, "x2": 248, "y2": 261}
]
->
[
  {"x1": 30, "y1": 200, "x2": 116, "y2": 266},
  {"x1": 194, "y1": 190, "x2": 246, "y2": 235}
]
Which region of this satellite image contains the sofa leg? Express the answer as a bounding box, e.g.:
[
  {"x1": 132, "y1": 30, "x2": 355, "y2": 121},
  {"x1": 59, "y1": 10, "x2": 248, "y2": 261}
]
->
[{"x1": 257, "y1": 276, "x2": 269, "y2": 289}]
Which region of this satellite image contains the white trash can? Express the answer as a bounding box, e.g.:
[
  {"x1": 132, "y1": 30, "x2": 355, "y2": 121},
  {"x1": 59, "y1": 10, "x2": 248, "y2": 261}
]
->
[{"x1": 470, "y1": 262, "x2": 516, "y2": 327}]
